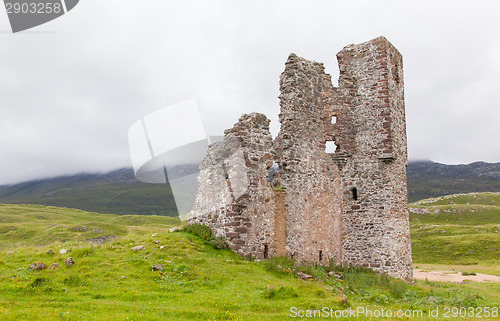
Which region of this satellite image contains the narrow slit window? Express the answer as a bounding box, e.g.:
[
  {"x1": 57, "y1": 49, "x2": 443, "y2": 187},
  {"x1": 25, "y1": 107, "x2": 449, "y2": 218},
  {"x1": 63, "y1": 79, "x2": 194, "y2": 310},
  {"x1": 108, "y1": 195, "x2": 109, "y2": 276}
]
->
[
  {"x1": 264, "y1": 245, "x2": 269, "y2": 259},
  {"x1": 352, "y1": 187, "x2": 358, "y2": 201},
  {"x1": 331, "y1": 116, "x2": 337, "y2": 124},
  {"x1": 267, "y1": 161, "x2": 279, "y2": 183},
  {"x1": 319, "y1": 250, "x2": 323, "y2": 262}
]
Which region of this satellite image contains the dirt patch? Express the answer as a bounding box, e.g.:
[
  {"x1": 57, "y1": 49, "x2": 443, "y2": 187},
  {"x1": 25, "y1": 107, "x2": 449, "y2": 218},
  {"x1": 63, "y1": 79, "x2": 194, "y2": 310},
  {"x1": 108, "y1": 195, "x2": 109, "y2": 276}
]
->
[
  {"x1": 85, "y1": 235, "x2": 117, "y2": 245},
  {"x1": 414, "y1": 269, "x2": 500, "y2": 283}
]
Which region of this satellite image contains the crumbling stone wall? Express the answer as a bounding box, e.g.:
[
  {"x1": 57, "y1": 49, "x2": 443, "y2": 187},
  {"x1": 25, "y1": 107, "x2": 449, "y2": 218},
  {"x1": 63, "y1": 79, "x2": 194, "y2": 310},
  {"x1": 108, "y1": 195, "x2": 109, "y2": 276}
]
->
[
  {"x1": 272, "y1": 54, "x2": 343, "y2": 264},
  {"x1": 188, "y1": 37, "x2": 413, "y2": 282},
  {"x1": 188, "y1": 113, "x2": 278, "y2": 258}
]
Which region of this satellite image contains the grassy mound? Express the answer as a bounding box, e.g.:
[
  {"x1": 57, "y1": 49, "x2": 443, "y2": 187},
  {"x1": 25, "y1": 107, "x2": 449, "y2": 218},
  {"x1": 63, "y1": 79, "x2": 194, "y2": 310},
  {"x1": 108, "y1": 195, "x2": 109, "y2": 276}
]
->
[
  {"x1": 0, "y1": 204, "x2": 179, "y2": 250},
  {"x1": 0, "y1": 203, "x2": 498, "y2": 319},
  {"x1": 410, "y1": 193, "x2": 500, "y2": 266}
]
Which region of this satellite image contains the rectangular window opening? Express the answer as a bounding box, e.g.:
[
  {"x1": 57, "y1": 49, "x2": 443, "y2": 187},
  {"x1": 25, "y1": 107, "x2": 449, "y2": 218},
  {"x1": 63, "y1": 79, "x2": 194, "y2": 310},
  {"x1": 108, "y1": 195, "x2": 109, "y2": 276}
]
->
[
  {"x1": 325, "y1": 141, "x2": 337, "y2": 154},
  {"x1": 264, "y1": 245, "x2": 269, "y2": 259}
]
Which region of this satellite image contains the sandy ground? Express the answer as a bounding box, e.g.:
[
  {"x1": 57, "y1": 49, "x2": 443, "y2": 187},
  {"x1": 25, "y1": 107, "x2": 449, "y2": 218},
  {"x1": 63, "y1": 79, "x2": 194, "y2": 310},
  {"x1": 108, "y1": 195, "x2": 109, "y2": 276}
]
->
[{"x1": 413, "y1": 269, "x2": 500, "y2": 283}]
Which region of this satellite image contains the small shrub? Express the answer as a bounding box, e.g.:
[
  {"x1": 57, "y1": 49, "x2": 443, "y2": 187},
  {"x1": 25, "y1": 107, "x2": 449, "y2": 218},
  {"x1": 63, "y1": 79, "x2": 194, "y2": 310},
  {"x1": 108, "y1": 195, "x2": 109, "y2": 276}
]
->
[
  {"x1": 29, "y1": 277, "x2": 48, "y2": 288},
  {"x1": 450, "y1": 293, "x2": 481, "y2": 308},
  {"x1": 344, "y1": 269, "x2": 379, "y2": 293},
  {"x1": 362, "y1": 288, "x2": 393, "y2": 304},
  {"x1": 264, "y1": 285, "x2": 298, "y2": 299},
  {"x1": 63, "y1": 274, "x2": 83, "y2": 286},
  {"x1": 462, "y1": 271, "x2": 476, "y2": 276},
  {"x1": 183, "y1": 224, "x2": 228, "y2": 250},
  {"x1": 314, "y1": 288, "x2": 328, "y2": 298},
  {"x1": 72, "y1": 247, "x2": 95, "y2": 258},
  {"x1": 183, "y1": 224, "x2": 213, "y2": 242},
  {"x1": 387, "y1": 278, "x2": 409, "y2": 299},
  {"x1": 209, "y1": 236, "x2": 228, "y2": 249},
  {"x1": 262, "y1": 257, "x2": 295, "y2": 275},
  {"x1": 296, "y1": 264, "x2": 328, "y2": 282}
]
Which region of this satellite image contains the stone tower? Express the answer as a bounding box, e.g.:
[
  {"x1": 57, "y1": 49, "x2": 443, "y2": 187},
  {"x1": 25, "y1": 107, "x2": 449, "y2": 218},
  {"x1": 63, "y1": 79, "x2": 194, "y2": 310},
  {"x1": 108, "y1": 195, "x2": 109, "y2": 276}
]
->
[
  {"x1": 188, "y1": 37, "x2": 413, "y2": 282},
  {"x1": 332, "y1": 37, "x2": 412, "y2": 281}
]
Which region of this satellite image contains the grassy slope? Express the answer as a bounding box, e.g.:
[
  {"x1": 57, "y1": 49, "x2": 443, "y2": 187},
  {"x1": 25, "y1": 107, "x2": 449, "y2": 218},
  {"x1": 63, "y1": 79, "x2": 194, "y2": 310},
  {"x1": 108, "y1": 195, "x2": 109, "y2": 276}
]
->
[
  {"x1": 0, "y1": 203, "x2": 499, "y2": 320},
  {"x1": 409, "y1": 193, "x2": 500, "y2": 267},
  {"x1": 408, "y1": 193, "x2": 500, "y2": 312}
]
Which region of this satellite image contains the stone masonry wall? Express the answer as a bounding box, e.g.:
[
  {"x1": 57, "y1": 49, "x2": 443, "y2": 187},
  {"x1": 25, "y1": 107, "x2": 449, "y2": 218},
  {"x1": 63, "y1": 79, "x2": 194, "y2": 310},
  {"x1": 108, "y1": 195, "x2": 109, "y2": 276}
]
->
[
  {"x1": 272, "y1": 54, "x2": 343, "y2": 264},
  {"x1": 188, "y1": 113, "x2": 277, "y2": 258},
  {"x1": 188, "y1": 36, "x2": 413, "y2": 281},
  {"x1": 332, "y1": 37, "x2": 412, "y2": 281}
]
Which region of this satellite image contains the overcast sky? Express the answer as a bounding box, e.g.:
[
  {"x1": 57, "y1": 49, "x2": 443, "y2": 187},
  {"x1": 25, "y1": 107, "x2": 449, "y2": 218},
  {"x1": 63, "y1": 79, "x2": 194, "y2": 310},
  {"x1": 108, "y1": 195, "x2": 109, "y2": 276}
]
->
[{"x1": 0, "y1": 0, "x2": 499, "y2": 184}]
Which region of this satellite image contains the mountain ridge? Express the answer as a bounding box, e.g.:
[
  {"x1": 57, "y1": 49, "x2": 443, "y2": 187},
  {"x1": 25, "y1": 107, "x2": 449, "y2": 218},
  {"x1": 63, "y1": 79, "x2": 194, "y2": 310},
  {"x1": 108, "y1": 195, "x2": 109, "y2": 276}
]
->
[
  {"x1": 1, "y1": 160, "x2": 499, "y2": 213},
  {"x1": 0, "y1": 168, "x2": 177, "y2": 216},
  {"x1": 407, "y1": 160, "x2": 500, "y2": 201}
]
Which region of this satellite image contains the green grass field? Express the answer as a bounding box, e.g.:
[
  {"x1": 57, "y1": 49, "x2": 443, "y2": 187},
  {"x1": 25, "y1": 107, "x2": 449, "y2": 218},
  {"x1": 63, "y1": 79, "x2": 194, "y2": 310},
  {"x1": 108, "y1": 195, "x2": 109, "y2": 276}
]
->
[
  {"x1": 409, "y1": 193, "x2": 500, "y2": 266},
  {"x1": 0, "y1": 194, "x2": 498, "y2": 320}
]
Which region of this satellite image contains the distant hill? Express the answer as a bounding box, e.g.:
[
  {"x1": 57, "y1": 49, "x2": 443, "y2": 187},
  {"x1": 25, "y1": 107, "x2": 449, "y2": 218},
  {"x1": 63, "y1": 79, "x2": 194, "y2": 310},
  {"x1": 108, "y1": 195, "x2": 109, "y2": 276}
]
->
[
  {"x1": 407, "y1": 161, "x2": 500, "y2": 202},
  {"x1": 1, "y1": 161, "x2": 499, "y2": 215},
  {"x1": 0, "y1": 168, "x2": 178, "y2": 217}
]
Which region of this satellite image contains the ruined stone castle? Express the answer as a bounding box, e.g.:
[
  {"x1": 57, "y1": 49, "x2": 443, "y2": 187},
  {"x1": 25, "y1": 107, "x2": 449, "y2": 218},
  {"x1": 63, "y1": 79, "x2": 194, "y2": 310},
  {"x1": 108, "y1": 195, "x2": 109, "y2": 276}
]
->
[{"x1": 188, "y1": 37, "x2": 413, "y2": 281}]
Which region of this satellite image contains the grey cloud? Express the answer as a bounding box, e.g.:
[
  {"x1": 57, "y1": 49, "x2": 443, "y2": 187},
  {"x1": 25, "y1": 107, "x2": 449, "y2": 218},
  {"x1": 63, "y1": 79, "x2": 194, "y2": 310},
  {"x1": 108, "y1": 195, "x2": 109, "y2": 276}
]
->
[{"x1": 0, "y1": 0, "x2": 499, "y2": 184}]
